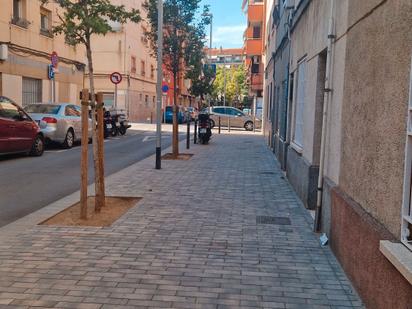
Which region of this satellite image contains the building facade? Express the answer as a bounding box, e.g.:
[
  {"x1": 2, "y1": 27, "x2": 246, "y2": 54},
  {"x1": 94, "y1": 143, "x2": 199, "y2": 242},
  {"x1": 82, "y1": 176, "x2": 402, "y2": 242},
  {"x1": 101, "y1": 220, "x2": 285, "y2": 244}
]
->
[
  {"x1": 242, "y1": 0, "x2": 266, "y2": 116},
  {"x1": 262, "y1": 0, "x2": 276, "y2": 146},
  {"x1": 86, "y1": 0, "x2": 157, "y2": 123},
  {"x1": 0, "y1": 0, "x2": 84, "y2": 106},
  {"x1": 266, "y1": 0, "x2": 412, "y2": 307},
  {"x1": 206, "y1": 48, "x2": 245, "y2": 69},
  {"x1": 270, "y1": 0, "x2": 294, "y2": 172}
]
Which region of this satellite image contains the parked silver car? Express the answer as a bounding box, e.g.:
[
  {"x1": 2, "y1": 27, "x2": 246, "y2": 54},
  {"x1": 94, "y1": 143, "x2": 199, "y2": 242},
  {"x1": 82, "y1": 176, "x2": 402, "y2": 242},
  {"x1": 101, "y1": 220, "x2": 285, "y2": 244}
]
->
[
  {"x1": 24, "y1": 103, "x2": 91, "y2": 148},
  {"x1": 208, "y1": 106, "x2": 262, "y2": 131}
]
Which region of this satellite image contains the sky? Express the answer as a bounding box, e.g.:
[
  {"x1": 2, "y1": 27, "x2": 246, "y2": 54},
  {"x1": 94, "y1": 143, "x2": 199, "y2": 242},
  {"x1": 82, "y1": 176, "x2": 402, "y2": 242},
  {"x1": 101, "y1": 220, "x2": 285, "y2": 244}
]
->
[{"x1": 199, "y1": 0, "x2": 246, "y2": 49}]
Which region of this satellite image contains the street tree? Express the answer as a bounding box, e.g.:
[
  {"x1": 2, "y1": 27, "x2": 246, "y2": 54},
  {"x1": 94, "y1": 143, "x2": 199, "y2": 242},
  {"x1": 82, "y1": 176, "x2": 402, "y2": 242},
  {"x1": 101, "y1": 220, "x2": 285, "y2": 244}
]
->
[
  {"x1": 42, "y1": 0, "x2": 140, "y2": 215},
  {"x1": 185, "y1": 26, "x2": 214, "y2": 105},
  {"x1": 212, "y1": 65, "x2": 248, "y2": 106},
  {"x1": 144, "y1": 0, "x2": 209, "y2": 157}
]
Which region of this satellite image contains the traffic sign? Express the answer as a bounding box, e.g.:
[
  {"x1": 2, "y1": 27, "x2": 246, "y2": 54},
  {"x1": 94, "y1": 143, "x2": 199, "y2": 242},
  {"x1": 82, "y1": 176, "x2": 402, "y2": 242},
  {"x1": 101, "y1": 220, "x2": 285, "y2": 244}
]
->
[
  {"x1": 110, "y1": 72, "x2": 122, "y2": 85},
  {"x1": 51, "y1": 51, "x2": 59, "y2": 68},
  {"x1": 162, "y1": 84, "x2": 169, "y2": 93},
  {"x1": 48, "y1": 64, "x2": 55, "y2": 80}
]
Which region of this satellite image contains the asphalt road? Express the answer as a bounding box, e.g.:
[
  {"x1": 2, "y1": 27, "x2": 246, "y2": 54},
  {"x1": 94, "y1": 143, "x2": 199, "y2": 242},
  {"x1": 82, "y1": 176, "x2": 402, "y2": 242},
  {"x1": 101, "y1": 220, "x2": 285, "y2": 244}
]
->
[{"x1": 0, "y1": 129, "x2": 180, "y2": 227}]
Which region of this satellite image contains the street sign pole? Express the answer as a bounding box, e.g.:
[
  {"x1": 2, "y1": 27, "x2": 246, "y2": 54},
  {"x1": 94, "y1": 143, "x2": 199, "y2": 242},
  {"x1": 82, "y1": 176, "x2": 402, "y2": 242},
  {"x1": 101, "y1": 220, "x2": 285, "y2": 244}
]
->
[
  {"x1": 110, "y1": 72, "x2": 122, "y2": 110},
  {"x1": 114, "y1": 84, "x2": 118, "y2": 109},
  {"x1": 155, "y1": 0, "x2": 164, "y2": 170}
]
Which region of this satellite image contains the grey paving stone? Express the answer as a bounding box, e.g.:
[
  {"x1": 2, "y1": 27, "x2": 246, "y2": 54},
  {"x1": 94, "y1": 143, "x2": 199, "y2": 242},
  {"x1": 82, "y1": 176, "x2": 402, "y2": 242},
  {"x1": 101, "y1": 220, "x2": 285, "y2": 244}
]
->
[{"x1": 0, "y1": 134, "x2": 363, "y2": 308}]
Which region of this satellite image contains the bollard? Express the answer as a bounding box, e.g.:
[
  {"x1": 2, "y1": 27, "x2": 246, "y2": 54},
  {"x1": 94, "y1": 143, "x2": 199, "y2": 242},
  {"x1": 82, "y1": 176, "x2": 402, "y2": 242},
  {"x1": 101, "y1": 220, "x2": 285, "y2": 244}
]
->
[
  {"x1": 228, "y1": 118, "x2": 231, "y2": 132},
  {"x1": 194, "y1": 120, "x2": 197, "y2": 144},
  {"x1": 218, "y1": 116, "x2": 221, "y2": 134},
  {"x1": 186, "y1": 116, "x2": 190, "y2": 149}
]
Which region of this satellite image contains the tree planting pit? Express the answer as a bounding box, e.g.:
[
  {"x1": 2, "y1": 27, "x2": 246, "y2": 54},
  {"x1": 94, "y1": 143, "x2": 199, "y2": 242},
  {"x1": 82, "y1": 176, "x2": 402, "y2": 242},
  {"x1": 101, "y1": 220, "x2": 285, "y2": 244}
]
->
[
  {"x1": 40, "y1": 196, "x2": 141, "y2": 227},
  {"x1": 161, "y1": 153, "x2": 193, "y2": 160}
]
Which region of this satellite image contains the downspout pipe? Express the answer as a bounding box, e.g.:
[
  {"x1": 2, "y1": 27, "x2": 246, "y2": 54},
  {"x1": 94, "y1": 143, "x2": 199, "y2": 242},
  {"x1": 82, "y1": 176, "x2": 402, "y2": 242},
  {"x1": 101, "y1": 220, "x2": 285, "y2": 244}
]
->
[{"x1": 314, "y1": 0, "x2": 335, "y2": 232}]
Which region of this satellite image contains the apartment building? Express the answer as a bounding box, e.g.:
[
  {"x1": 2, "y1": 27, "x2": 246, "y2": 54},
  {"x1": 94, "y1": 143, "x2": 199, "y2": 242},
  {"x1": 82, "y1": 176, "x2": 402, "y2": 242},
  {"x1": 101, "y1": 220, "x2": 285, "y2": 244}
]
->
[
  {"x1": 242, "y1": 0, "x2": 266, "y2": 115},
  {"x1": 0, "y1": 0, "x2": 84, "y2": 106},
  {"x1": 266, "y1": 0, "x2": 412, "y2": 307},
  {"x1": 262, "y1": 0, "x2": 275, "y2": 146},
  {"x1": 85, "y1": 0, "x2": 157, "y2": 122},
  {"x1": 205, "y1": 48, "x2": 245, "y2": 69}
]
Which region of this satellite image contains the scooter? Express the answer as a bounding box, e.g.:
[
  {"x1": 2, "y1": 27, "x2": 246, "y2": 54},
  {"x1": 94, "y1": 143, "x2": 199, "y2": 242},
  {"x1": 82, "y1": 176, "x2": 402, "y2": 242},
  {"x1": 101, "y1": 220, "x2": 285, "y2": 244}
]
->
[
  {"x1": 104, "y1": 110, "x2": 119, "y2": 138},
  {"x1": 198, "y1": 113, "x2": 212, "y2": 144}
]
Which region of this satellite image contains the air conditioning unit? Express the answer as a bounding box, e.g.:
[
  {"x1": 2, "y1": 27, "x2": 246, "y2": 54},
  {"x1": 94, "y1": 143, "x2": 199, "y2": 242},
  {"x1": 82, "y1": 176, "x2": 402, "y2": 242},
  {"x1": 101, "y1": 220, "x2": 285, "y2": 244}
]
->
[{"x1": 0, "y1": 44, "x2": 8, "y2": 61}]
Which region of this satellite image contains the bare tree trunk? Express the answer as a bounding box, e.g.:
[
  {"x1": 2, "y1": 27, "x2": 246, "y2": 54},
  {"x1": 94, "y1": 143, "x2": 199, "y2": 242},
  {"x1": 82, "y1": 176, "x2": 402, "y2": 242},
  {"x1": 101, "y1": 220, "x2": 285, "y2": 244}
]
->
[
  {"x1": 80, "y1": 89, "x2": 89, "y2": 220},
  {"x1": 172, "y1": 71, "x2": 179, "y2": 157},
  {"x1": 86, "y1": 43, "x2": 105, "y2": 212}
]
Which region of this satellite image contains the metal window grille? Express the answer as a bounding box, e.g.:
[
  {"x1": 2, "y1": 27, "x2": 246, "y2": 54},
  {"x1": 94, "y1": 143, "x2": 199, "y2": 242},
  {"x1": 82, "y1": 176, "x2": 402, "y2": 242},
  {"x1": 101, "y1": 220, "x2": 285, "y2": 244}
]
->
[
  {"x1": 401, "y1": 56, "x2": 412, "y2": 251},
  {"x1": 22, "y1": 77, "x2": 42, "y2": 106}
]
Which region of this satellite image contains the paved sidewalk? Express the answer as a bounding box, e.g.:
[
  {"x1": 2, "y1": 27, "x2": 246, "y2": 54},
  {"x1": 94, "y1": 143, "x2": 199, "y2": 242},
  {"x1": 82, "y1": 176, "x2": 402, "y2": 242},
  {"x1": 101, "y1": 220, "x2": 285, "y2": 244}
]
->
[{"x1": 0, "y1": 132, "x2": 363, "y2": 309}]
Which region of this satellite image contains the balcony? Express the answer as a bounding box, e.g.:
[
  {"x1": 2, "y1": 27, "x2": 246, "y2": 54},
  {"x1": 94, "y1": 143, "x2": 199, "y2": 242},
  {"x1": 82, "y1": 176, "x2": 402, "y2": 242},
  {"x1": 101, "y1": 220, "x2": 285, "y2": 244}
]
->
[
  {"x1": 245, "y1": 39, "x2": 262, "y2": 56},
  {"x1": 11, "y1": 16, "x2": 30, "y2": 29}
]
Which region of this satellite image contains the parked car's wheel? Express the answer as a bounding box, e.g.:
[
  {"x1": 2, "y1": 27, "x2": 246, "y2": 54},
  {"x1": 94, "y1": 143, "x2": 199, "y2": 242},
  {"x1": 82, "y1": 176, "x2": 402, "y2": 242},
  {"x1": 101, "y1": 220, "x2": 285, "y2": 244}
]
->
[
  {"x1": 29, "y1": 135, "x2": 44, "y2": 156},
  {"x1": 210, "y1": 119, "x2": 215, "y2": 128},
  {"x1": 62, "y1": 129, "x2": 74, "y2": 148},
  {"x1": 244, "y1": 121, "x2": 254, "y2": 131}
]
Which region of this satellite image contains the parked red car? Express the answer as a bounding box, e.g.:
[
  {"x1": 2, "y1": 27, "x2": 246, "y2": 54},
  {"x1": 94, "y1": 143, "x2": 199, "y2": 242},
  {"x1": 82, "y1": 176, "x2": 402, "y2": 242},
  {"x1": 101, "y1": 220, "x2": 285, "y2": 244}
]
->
[{"x1": 0, "y1": 96, "x2": 44, "y2": 156}]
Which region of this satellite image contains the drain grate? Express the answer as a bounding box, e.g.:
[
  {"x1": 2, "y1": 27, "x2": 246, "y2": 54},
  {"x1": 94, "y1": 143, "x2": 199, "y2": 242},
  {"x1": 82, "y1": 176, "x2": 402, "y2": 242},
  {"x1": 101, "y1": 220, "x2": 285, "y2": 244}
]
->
[
  {"x1": 259, "y1": 171, "x2": 276, "y2": 175},
  {"x1": 256, "y1": 216, "x2": 291, "y2": 225}
]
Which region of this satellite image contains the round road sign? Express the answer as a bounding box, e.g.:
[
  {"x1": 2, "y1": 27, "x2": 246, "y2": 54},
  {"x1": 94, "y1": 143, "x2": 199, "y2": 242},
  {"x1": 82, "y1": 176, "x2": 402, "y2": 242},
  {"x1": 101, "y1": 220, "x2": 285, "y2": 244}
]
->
[
  {"x1": 51, "y1": 51, "x2": 59, "y2": 68},
  {"x1": 162, "y1": 84, "x2": 169, "y2": 93},
  {"x1": 110, "y1": 72, "x2": 122, "y2": 85}
]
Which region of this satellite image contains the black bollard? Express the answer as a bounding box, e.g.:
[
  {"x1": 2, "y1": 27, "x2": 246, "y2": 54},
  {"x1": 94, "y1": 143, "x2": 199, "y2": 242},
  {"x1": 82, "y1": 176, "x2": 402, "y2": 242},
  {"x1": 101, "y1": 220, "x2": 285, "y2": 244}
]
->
[
  {"x1": 186, "y1": 117, "x2": 190, "y2": 149},
  {"x1": 218, "y1": 116, "x2": 221, "y2": 134},
  {"x1": 194, "y1": 120, "x2": 197, "y2": 144}
]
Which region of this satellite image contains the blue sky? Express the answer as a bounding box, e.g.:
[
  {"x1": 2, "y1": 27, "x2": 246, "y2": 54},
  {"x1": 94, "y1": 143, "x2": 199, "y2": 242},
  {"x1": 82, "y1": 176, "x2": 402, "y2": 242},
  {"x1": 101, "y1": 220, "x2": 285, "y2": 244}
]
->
[{"x1": 199, "y1": 0, "x2": 246, "y2": 49}]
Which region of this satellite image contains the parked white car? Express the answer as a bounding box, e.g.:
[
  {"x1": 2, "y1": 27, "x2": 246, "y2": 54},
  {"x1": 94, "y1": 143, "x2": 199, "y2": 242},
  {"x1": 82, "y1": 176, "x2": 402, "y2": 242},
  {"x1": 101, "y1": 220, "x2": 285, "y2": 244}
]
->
[{"x1": 24, "y1": 103, "x2": 92, "y2": 148}]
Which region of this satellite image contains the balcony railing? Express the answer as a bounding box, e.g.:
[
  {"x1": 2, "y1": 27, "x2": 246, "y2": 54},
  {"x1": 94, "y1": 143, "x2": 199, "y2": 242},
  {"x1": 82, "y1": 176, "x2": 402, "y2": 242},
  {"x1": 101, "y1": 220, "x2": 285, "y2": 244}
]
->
[{"x1": 11, "y1": 16, "x2": 30, "y2": 29}]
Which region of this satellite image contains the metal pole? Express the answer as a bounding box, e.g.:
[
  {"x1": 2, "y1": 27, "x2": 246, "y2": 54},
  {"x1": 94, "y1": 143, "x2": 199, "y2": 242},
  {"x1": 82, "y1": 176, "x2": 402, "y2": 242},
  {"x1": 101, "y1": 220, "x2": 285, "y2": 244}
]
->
[
  {"x1": 208, "y1": 15, "x2": 213, "y2": 109},
  {"x1": 114, "y1": 84, "x2": 118, "y2": 109},
  {"x1": 155, "y1": 0, "x2": 163, "y2": 170},
  {"x1": 218, "y1": 116, "x2": 221, "y2": 134}
]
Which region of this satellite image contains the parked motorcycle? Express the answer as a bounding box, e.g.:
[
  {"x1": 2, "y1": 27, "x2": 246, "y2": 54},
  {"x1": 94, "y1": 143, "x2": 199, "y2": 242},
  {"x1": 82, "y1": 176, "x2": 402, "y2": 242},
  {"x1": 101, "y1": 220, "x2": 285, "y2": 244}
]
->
[
  {"x1": 198, "y1": 113, "x2": 212, "y2": 144},
  {"x1": 103, "y1": 110, "x2": 119, "y2": 138},
  {"x1": 116, "y1": 112, "x2": 131, "y2": 135}
]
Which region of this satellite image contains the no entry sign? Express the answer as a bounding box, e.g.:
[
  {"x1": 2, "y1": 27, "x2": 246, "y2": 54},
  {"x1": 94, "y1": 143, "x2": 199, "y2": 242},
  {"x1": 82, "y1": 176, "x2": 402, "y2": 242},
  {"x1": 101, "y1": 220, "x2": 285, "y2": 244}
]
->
[
  {"x1": 110, "y1": 72, "x2": 122, "y2": 85},
  {"x1": 51, "y1": 51, "x2": 59, "y2": 68}
]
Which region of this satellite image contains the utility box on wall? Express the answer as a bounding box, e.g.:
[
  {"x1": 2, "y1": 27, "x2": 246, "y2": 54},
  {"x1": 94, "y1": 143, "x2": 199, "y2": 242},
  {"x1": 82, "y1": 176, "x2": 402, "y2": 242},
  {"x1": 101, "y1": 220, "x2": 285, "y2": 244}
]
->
[{"x1": 0, "y1": 44, "x2": 8, "y2": 61}]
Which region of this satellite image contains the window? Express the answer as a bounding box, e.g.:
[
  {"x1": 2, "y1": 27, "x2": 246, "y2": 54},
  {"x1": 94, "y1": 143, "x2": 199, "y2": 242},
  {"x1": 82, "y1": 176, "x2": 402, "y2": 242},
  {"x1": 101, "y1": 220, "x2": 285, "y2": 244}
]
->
[
  {"x1": 0, "y1": 101, "x2": 20, "y2": 119},
  {"x1": 103, "y1": 93, "x2": 114, "y2": 108},
  {"x1": 145, "y1": 95, "x2": 149, "y2": 106},
  {"x1": 401, "y1": 59, "x2": 412, "y2": 251},
  {"x1": 252, "y1": 23, "x2": 261, "y2": 39},
  {"x1": 141, "y1": 26, "x2": 148, "y2": 44},
  {"x1": 151, "y1": 65, "x2": 155, "y2": 79},
  {"x1": 153, "y1": 96, "x2": 156, "y2": 104},
  {"x1": 292, "y1": 60, "x2": 306, "y2": 148},
  {"x1": 141, "y1": 60, "x2": 146, "y2": 76},
  {"x1": 12, "y1": 0, "x2": 28, "y2": 28},
  {"x1": 131, "y1": 56, "x2": 137, "y2": 74},
  {"x1": 212, "y1": 107, "x2": 225, "y2": 114},
  {"x1": 252, "y1": 63, "x2": 260, "y2": 74},
  {"x1": 40, "y1": 8, "x2": 52, "y2": 37},
  {"x1": 22, "y1": 77, "x2": 42, "y2": 106},
  {"x1": 65, "y1": 105, "x2": 80, "y2": 117}
]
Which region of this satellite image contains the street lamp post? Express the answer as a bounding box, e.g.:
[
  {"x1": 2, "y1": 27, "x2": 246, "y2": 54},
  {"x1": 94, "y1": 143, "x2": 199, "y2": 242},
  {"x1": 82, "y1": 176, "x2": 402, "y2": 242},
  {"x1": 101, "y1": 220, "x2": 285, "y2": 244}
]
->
[
  {"x1": 202, "y1": 12, "x2": 213, "y2": 108},
  {"x1": 155, "y1": 0, "x2": 163, "y2": 170}
]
